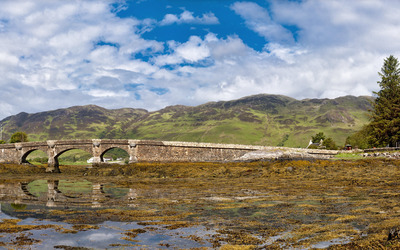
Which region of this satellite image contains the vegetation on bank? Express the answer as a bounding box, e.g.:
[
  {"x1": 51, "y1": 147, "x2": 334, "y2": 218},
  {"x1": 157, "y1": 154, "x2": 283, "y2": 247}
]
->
[
  {"x1": 9, "y1": 131, "x2": 28, "y2": 143},
  {"x1": 0, "y1": 158, "x2": 395, "y2": 177}
]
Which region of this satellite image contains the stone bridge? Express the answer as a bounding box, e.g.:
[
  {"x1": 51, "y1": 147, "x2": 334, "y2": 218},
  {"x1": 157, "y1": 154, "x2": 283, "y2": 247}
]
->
[{"x1": 0, "y1": 139, "x2": 266, "y2": 172}]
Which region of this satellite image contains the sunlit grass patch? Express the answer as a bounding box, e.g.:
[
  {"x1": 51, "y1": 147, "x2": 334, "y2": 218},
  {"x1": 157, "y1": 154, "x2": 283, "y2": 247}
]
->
[
  {"x1": 215, "y1": 202, "x2": 246, "y2": 210},
  {"x1": 334, "y1": 215, "x2": 359, "y2": 222},
  {"x1": 334, "y1": 152, "x2": 364, "y2": 160}
]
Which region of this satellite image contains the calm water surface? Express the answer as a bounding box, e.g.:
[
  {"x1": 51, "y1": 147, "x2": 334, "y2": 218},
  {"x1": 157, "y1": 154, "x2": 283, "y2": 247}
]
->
[
  {"x1": 0, "y1": 177, "x2": 355, "y2": 249},
  {"x1": 0, "y1": 179, "x2": 218, "y2": 249}
]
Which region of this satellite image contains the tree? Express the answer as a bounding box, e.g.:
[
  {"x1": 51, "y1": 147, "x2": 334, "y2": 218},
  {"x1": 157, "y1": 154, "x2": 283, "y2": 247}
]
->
[
  {"x1": 346, "y1": 125, "x2": 372, "y2": 149},
  {"x1": 0, "y1": 140, "x2": 5, "y2": 144},
  {"x1": 10, "y1": 132, "x2": 28, "y2": 143},
  {"x1": 312, "y1": 132, "x2": 326, "y2": 143},
  {"x1": 310, "y1": 132, "x2": 337, "y2": 150},
  {"x1": 368, "y1": 55, "x2": 400, "y2": 147},
  {"x1": 322, "y1": 137, "x2": 337, "y2": 150}
]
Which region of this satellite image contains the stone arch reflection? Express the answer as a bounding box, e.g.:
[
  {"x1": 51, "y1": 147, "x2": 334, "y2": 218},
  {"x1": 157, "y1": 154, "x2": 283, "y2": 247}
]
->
[{"x1": 21, "y1": 180, "x2": 136, "y2": 208}]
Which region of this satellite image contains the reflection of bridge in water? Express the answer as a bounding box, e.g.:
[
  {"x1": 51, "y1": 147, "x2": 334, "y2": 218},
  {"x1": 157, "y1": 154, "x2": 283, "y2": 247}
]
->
[{"x1": 0, "y1": 180, "x2": 137, "y2": 209}]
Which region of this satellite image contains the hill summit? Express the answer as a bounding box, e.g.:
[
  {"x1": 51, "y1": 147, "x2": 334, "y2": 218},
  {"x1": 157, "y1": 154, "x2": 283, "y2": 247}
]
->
[{"x1": 0, "y1": 94, "x2": 373, "y2": 147}]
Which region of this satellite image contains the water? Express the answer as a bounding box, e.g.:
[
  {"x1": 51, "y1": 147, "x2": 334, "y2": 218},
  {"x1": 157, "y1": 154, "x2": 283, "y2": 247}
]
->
[
  {"x1": 0, "y1": 178, "x2": 358, "y2": 249},
  {"x1": 0, "y1": 179, "x2": 216, "y2": 249}
]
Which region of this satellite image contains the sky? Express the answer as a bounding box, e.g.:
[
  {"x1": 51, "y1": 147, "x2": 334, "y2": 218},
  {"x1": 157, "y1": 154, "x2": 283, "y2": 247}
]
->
[{"x1": 1, "y1": 0, "x2": 400, "y2": 119}]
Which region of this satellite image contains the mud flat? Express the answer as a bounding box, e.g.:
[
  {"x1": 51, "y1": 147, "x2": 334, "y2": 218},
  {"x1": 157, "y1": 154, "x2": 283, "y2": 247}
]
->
[{"x1": 1, "y1": 159, "x2": 400, "y2": 248}]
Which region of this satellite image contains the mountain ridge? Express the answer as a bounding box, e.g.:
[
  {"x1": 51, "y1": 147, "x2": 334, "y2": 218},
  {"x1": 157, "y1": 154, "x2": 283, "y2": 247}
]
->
[{"x1": 0, "y1": 94, "x2": 373, "y2": 147}]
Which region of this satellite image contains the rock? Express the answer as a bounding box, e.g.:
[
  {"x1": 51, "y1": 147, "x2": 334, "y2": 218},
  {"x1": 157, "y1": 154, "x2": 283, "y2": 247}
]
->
[
  {"x1": 388, "y1": 227, "x2": 400, "y2": 241},
  {"x1": 235, "y1": 149, "x2": 331, "y2": 161},
  {"x1": 235, "y1": 150, "x2": 283, "y2": 161}
]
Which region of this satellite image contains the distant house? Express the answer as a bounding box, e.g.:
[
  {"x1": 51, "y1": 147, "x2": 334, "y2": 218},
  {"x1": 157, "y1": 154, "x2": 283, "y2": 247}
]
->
[
  {"x1": 306, "y1": 139, "x2": 325, "y2": 149},
  {"x1": 87, "y1": 157, "x2": 113, "y2": 163},
  {"x1": 104, "y1": 157, "x2": 113, "y2": 162}
]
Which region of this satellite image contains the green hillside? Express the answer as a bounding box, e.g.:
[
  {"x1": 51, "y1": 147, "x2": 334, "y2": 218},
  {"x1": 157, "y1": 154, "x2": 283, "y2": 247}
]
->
[{"x1": 0, "y1": 94, "x2": 373, "y2": 148}]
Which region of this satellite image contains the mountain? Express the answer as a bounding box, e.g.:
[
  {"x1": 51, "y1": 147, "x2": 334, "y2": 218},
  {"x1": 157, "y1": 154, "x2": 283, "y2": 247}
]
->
[{"x1": 0, "y1": 94, "x2": 373, "y2": 147}]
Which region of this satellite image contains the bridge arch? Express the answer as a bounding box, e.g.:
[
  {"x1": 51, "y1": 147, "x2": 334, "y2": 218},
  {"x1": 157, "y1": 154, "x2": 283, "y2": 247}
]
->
[
  {"x1": 100, "y1": 147, "x2": 130, "y2": 163},
  {"x1": 54, "y1": 148, "x2": 93, "y2": 167},
  {"x1": 21, "y1": 149, "x2": 48, "y2": 165}
]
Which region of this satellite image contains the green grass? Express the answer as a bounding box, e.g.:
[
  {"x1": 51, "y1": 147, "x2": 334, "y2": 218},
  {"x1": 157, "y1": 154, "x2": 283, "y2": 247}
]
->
[{"x1": 334, "y1": 152, "x2": 364, "y2": 160}]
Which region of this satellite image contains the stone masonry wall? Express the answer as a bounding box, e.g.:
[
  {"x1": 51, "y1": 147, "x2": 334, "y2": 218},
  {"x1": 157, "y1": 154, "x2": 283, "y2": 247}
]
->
[
  {"x1": 0, "y1": 139, "x2": 340, "y2": 171},
  {"x1": 136, "y1": 144, "x2": 253, "y2": 162}
]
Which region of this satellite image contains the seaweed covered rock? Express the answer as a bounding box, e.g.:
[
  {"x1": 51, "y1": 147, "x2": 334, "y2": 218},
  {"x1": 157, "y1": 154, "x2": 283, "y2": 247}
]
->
[{"x1": 388, "y1": 227, "x2": 400, "y2": 241}]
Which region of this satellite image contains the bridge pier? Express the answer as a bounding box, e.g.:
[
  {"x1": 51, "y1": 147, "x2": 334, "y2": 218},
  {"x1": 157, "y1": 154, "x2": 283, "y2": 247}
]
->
[
  {"x1": 91, "y1": 139, "x2": 103, "y2": 164},
  {"x1": 46, "y1": 158, "x2": 60, "y2": 173},
  {"x1": 46, "y1": 180, "x2": 60, "y2": 207},
  {"x1": 92, "y1": 183, "x2": 109, "y2": 208},
  {"x1": 46, "y1": 141, "x2": 61, "y2": 173},
  {"x1": 128, "y1": 140, "x2": 138, "y2": 163}
]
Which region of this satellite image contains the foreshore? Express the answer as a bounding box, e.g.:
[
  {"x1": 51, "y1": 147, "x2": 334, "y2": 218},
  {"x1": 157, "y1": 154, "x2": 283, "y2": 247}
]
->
[{"x1": 2, "y1": 159, "x2": 400, "y2": 248}]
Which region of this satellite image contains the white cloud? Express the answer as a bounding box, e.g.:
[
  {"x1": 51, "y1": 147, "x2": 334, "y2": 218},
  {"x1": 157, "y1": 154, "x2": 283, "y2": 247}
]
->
[
  {"x1": 85, "y1": 89, "x2": 129, "y2": 98},
  {"x1": 154, "y1": 36, "x2": 210, "y2": 66},
  {"x1": 208, "y1": 35, "x2": 250, "y2": 60},
  {"x1": 176, "y1": 36, "x2": 210, "y2": 62},
  {"x1": 1, "y1": 0, "x2": 400, "y2": 121},
  {"x1": 160, "y1": 10, "x2": 219, "y2": 25},
  {"x1": 265, "y1": 43, "x2": 307, "y2": 64},
  {"x1": 231, "y1": 1, "x2": 294, "y2": 44}
]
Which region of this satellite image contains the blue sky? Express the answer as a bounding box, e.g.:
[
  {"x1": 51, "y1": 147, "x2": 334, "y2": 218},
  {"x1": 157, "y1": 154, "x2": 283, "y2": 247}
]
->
[{"x1": 0, "y1": 0, "x2": 399, "y2": 119}]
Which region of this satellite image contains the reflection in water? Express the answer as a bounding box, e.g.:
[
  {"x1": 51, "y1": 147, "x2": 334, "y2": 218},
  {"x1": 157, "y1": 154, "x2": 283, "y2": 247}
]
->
[
  {"x1": 0, "y1": 180, "x2": 137, "y2": 209},
  {"x1": 0, "y1": 179, "x2": 215, "y2": 249},
  {"x1": 0, "y1": 177, "x2": 358, "y2": 249}
]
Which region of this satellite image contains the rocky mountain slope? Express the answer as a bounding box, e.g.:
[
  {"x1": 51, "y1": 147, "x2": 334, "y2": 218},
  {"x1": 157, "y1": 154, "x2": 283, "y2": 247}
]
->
[{"x1": 0, "y1": 94, "x2": 373, "y2": 147}]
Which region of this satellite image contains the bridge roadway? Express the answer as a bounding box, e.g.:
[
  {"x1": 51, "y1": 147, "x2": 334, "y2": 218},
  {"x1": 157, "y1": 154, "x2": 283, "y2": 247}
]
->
[{"x1": 0, "y1": 139, "x2": 267, "y2": 173}]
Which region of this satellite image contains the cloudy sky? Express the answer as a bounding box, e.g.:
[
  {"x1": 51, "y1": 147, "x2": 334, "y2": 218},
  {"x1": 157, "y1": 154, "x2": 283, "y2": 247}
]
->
[{"x1": 0, "y1": 0, "x2": 399, "y2": 119}]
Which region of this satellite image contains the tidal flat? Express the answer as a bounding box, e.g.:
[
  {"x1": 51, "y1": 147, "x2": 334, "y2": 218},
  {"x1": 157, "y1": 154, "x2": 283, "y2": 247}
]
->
[{"x1": 1, "y1": 159, "x2": 400, "y2": 249}]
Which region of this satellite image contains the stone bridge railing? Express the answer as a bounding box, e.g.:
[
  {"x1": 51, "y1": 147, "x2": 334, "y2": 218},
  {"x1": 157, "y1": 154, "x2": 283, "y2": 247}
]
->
[{"x1": 0, "y1": 139, "x2": 266, "y2": 173}]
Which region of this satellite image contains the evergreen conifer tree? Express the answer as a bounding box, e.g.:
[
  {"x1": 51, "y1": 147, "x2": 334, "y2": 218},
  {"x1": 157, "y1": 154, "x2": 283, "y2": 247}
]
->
[{"x1": 369, "y1": 55, "x2": 400, "y2": 147}]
